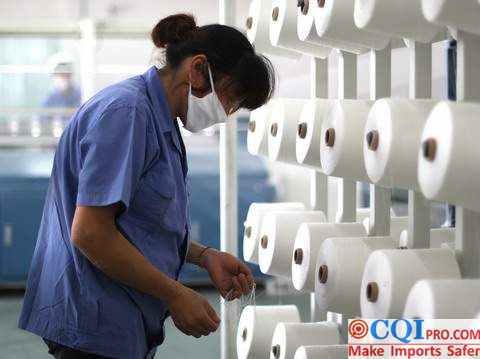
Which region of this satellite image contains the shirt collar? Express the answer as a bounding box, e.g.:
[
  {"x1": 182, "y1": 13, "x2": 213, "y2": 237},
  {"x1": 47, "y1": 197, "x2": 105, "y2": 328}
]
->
[
  {"x1": 143, "y1": 66, "x2": 175, "y2": 133},
  {"x1": 143, "y1": 66, "x2": 184, "y2": 154}
]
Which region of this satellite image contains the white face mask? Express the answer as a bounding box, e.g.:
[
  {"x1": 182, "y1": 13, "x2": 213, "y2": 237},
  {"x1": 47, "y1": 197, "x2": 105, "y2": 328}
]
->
[
  {"x1": 184, "y1": 64, "x2": 228, "y2": 133},
  {"x1": 53, "y1": 77, "x2": 70, "y2": 92}
]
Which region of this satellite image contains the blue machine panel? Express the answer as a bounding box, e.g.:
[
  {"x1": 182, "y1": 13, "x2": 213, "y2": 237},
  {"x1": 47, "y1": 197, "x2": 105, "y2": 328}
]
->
[
  {"x1": 0, "y1": 178, "x2": 48, "y2": 282},
  {"x1": 0, "y1": 150, "x2": 52, "y2": 284}
]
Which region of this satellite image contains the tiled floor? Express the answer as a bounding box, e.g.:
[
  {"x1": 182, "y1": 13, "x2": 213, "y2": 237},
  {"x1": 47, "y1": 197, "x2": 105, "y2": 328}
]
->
[{"x1": 0, "y1": 286, "x2": 310, "y2": 359}]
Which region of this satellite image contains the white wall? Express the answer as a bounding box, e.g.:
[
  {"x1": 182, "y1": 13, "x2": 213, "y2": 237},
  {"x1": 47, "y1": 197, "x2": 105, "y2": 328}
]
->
[{"x1": 0, "y1": 0, "x2": 79, "y2": 18}]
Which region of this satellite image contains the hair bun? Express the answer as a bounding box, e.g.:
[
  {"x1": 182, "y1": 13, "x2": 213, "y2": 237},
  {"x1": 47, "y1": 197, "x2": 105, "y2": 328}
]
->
[{"x1": 151, "y1": 14, "x2": 197, "y2": 48}]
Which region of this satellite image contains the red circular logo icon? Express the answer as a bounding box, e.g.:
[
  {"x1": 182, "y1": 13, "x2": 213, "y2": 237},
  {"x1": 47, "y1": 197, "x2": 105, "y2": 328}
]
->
[{"x1": 349, "y1": 319, "x2": 369, "y2": 339}]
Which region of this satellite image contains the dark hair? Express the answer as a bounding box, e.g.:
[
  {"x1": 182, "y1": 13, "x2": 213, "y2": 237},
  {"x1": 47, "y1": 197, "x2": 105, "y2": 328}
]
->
[{"x1": 151, "y1": 14, "x2": 275, "y2": 111}]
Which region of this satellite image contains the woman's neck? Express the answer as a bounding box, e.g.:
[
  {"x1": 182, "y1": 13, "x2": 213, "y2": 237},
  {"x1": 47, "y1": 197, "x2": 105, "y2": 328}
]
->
[{"x1": 156, "y1": 66, "x2": 183, "y2": 121}]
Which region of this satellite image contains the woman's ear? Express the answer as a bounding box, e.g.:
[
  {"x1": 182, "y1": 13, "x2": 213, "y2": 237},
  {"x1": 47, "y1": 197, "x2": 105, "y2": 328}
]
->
[{"x1": 188, "y1": 54, "x2": 210, "y2": 93}]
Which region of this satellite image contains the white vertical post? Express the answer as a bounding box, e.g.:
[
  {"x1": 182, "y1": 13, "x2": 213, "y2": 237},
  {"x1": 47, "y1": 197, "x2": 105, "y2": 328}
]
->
[
  {"x1": 336, "y1": 50, "x2": 357, "y2": 223},
  {"x1": 457, "y1": 32, "x2": 480, "y2": 102},
  {"x1": 309, "y1": 56, "x2": 329, "y2": 215},
  {"x1": 309, "y1": 56, "x2": 329, "y2": 322},
  {"x1": 79, "y1": 18, "x2": 96, "y2": 102},
  {"x1": 455, "y1": 31, "x2": 480, "y2": 278},
  {"x1": 310, "y1": 56, "x2": 329, "y2": 99},
  {"x1": 407, "y1": 40, "x2": 432, "y2": 249},
  {"x1": 408, "y1": 42, "x2": 432, "y2": 99},
  {"x1": 368, "y1": 46, "x2": 392, "y2": 236},
  {"x1": 328, "y1": 50, "x2": 358, "y2": 342},
  {"x1": 310, "y1": 171, "x2": 328, "y2": 214},
  {"x1": 219, "y1": 1, "x2": 238, "y2": 359}
]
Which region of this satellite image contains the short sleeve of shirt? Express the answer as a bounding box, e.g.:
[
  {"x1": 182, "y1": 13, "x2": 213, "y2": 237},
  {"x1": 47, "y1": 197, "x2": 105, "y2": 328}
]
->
[{"x1": 76, "y1": 105, "x2": 149, "y2": 209}]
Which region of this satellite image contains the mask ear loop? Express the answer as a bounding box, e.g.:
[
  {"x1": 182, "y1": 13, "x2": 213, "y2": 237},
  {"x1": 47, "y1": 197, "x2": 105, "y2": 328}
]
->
[
  {"x1": 188, "y1": 60, "x2": 211, "y2": 94},
  {"x1": 188, "y1": 77, "x2": 193, "y2": 97},
  {"x1": 205, "y1": 63, "x2": 229, "y2": 120},
  {"x1": 206, "y1": 63, "x2": 217, "y2": 94}
]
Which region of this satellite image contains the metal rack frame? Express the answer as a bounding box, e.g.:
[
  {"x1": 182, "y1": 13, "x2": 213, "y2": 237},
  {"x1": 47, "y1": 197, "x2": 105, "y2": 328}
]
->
[
  {"x1": 406, "y1": 40, "x2": 432, "y2": 249},
  {"x1": 218, "y1": 2, "x2": 238, "y2": 359}
]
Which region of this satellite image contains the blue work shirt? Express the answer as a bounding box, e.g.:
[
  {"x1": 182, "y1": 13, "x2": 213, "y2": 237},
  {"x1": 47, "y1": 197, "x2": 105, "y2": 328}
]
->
[
  {"x1": 42, "y1": 86, "x2": 82, "y2": 108},
  {"x1": 19, "y1": 67, "x2": 190, "y2": 359}
]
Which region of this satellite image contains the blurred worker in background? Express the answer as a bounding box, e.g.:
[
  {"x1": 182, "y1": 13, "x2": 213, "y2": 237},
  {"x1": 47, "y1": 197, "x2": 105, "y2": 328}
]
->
[
  {"x1": 42, "y1": 53, "x2": 81, "y2": 109},
  {"x1": 19, "y1": 13, "x2": 275, "y2": 359},
  {"x1": 38, "y1": 53, "x2": 82, "y2": 137}
]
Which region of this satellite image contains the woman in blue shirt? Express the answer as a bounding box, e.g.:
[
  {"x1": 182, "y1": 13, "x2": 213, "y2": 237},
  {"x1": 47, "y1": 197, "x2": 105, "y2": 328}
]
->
[{"x1": 19, "y1": 14, "x2": 275, "y2": 359}]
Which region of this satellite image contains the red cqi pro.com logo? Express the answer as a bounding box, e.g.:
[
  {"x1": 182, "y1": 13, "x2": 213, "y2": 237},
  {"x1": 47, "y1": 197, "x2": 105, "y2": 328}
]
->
[
  {"x1": 348, "y1": 319, "x2": 480, "y2": 358},
  {"x1": 349, "y1": 319, "x2": 369, "y2": 339}
]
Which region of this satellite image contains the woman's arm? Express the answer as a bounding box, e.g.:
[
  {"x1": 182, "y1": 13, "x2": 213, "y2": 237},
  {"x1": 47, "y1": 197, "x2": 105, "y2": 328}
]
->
[
  {"x1": 72, "y1": 204, "x2": 182, "y2": 300},
  {"x1": 186, "y1": 240, "x2": 211, "y2": 267},
  {"x1": 186, "y1": 239, "x2": 254, "y2": 299},
  {"x1": 71, "y1": 204, "x2": 220, "y2": 337}
]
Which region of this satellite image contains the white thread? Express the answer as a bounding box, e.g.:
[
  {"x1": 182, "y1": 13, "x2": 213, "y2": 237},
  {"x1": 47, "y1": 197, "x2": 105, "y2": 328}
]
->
[{"x1": 225, "y1": 282, "x2": 257, "y2": 333}]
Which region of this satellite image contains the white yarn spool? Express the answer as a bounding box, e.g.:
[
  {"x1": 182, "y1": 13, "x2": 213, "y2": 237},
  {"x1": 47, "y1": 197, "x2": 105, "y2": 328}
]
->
[
  {"x1": 315, "y1": 0, "x2": 390, "y2": 50},
  {"x1": 315, "y1": 236, "x2": 397, "y2": 314},
  {"x1": 247, "y1": 100, "x2": 276, "y2": 157},
  {"x1": 243, "y1": 202, "x2": 306, "y2": 264},
  {"x1": 418, "y1": 101, "x2": 480, "y2": 211},
  {"x1": 295, "y1": 99, "x2": 332, "y2": 169},
  {"x1": 291, "y1": 222, "x2": 366, "y2": 292},
  {"x1": 297, "y1": 0, "x2": 367, "y2": 54},
  {"x1": 246, "y1": 0, "x2": 302, "y2": 59},
  {"x1": 259, "y1": 210, "x2": 326, "y2": 278},
  {"x1": 422, "y1": 0, "x2": 480, "y2": 36},
  {"x1": 320, "y1": 100, "x2": 373, "y2": 181},
  {"x1": 270, "y1": 322, "x2": 340, "y2": 359},
  {"x1": 294, "y1": 345, "x2": 348, "y2": 359},
  {"x1": 269, "y1": 99, "x2": 308, "y2": 165},
  {"x1": 270, "y1": 0, "x2": 332, "y2": 58},
  {"x1": 363, "y1": 99, "x2": 437, "y2": 190},
  {"x1": 360, "y1": 248, "x2": 461, "y2": 319},
  {"x1": 237, "y1": 305, "x2": 301, "y2": 359},
  {"x1": 354, "y1": 0, "x2": 442, "y2": 43},
  {"x1": 403, "y1": 279, "x2": 480, "y2": 319}
]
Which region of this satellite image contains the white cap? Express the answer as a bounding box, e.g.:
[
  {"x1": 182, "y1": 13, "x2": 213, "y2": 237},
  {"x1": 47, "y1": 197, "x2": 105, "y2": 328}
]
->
[{"x1": 47, "y1": 52, "x2": 75, "y2": 74}]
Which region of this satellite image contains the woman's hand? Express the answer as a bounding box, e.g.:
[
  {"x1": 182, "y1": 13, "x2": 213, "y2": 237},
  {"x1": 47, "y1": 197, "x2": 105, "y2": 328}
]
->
[
  {"x1": 201, "y1": 249, "x2": 254, "y2": 300},
  {"x1": 167, "y1": 284, "x2": 220, "y2": 338}
]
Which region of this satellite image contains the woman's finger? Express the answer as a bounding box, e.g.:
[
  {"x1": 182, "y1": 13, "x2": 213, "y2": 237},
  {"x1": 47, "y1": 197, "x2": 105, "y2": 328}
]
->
[
  {"x1": 205, "y1": 303, "x2": 221, "y2": 325},
  {"x1": 231, "y1": 276, "x2": 242, "y2": 299},
  {"x1": 199, "y1": 321, "x2": 214, "y2": 336},
  {"x1": 238, "y1": 261, "x2": 254, "y2": 289},
  {"x1": 201, "y1": 318, "x2": 217, "y2": 334},
  {"x1": 222, "y1": 288, "x2": 231, "y2": 299},
  {"x1": 192, "y1": 323, "x2": 206, "y2": 337},
  {"x1": 247, "y1": 272, "x2": 254, "y2": 290},
  {"x1": 238, "y1": 273, "x2": 250, "y2": 294},
  {"x1": 224, "y1": 287, "x2": 236, "y2": 301}
]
